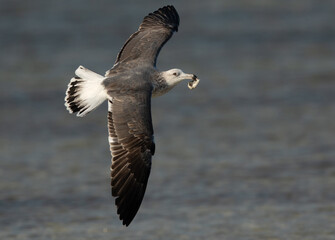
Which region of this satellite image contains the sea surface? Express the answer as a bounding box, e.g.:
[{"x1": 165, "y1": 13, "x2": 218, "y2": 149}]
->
[{"x1": 1, "y1": 0, "x2": 335, "y2": 239}]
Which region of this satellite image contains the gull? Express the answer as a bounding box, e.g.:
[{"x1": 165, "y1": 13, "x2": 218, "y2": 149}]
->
[{"x1": 65, "y1": 5, "x2": 199, "y2": 226}]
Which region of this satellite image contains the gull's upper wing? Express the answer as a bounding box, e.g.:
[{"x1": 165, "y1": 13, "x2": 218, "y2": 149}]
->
[
  {"x1": 107, "y1": 89, "x2": 155, "y2": 226},
  {"x1": 107, "y1": 5, "x2": 179, "y2": 75}
]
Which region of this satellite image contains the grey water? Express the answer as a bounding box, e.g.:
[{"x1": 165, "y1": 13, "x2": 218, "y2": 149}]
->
[{"x1": 1, "y1": 0, "x2": 335, "y2": 239}]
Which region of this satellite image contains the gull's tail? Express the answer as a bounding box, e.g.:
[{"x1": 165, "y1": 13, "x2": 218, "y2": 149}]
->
[{"x1": 65, "y1": 66, "x2": 107, "y2": 117}]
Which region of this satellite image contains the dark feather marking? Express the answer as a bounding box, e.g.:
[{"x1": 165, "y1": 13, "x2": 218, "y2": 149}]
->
[{"x1": 65, "y1": 77, "x2": 87, "y2": 113}]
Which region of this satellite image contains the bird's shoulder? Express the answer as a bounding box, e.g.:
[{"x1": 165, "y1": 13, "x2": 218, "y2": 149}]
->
[{"x1": 103, "y1": 64, "x2": 158, "y2": 95}]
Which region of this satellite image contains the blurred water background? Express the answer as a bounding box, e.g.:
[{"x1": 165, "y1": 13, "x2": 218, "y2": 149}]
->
[{"x1": 1, "y1": 0, "x2": 335, "y2": 239}]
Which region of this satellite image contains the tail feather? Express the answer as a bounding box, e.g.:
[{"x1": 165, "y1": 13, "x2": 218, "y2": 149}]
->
[{"x1": 65, "y1": 66, "x2": 107, "y2": 117}]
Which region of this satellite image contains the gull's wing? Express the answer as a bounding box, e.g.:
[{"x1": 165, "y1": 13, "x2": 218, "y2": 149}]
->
[
  {"x1": 106, "y1": 5, "x2": 179, "y2": 76},
  {"x1": 107, "y1": 90, "x2": 155, "y2": 226}
]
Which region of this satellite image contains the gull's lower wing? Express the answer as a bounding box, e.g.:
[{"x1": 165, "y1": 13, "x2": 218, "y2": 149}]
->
[{"x1": 107, "y1": 91, "x2": 155, "y2": 226}]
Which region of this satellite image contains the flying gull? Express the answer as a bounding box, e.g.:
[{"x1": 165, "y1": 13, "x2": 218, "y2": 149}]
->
[{"x1": 65, "y1": 5, "x2": 199, "y2": 226}]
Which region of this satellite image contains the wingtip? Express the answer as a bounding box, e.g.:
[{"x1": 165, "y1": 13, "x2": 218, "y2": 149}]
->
[
  {"x1": 117, "y1": 206, "x2": 134, "y2": 227},
  {"x1": 122, "y1": 218, "x2": 131, "y2": 227},
  {"x1": 157, "y1": 5, "x2": 180, "y2": 32},
  {"x1": 140, "y1": 5, "x2": 180, "y2": 32}
]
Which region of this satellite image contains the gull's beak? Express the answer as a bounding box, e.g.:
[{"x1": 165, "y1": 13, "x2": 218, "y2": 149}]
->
[
  {"x1": 179, "y1": 72, "x2": 200, "y2": 89},
  {"x1": 187, "y1": 74, "x2": 200, "y2": 90}
]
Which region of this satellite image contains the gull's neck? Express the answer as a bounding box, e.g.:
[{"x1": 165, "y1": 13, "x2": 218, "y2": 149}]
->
[{"x1": 152, "y1": 71, "x2": 175, "y2": 97}]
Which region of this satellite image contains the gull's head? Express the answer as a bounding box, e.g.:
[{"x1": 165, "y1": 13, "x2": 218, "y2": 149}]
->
[{"x1": 162, "y1": 68, "x2": 200, "y2": 89}]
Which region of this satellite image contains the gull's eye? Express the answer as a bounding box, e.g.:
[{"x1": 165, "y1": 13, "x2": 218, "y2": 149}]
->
[{"x1": 173, "y1": 72, "x2": 178, "y2": 76}]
